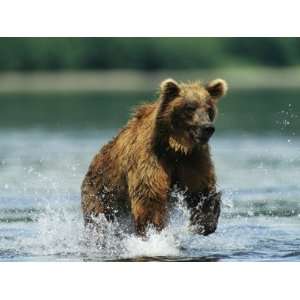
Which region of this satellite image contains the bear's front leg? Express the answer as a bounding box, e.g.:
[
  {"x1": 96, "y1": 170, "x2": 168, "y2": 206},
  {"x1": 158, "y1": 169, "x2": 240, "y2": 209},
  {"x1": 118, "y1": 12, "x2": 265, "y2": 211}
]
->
[
  {"x1": 128, "y1": 167, "x2": 170, "y2": 236},
  {"x1": 186, "y1": 190, "x2": 221, "y2": 235},
  {"x1": 131, "y1": 198, "x2": 167, "y2": 236}
]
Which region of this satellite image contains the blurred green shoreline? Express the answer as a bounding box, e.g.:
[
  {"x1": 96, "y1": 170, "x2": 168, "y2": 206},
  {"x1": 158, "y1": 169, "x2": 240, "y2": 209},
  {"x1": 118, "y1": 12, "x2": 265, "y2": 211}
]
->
[{"x1": 0, "y1": 67, "x2": 300, "y2": 93}]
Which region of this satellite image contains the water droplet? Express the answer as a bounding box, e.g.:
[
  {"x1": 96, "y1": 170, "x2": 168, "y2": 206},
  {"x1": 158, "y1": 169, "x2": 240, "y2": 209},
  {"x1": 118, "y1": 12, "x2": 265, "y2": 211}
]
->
[{"x1": 247, "y1": 211, "x2": 254, "y2": 217}]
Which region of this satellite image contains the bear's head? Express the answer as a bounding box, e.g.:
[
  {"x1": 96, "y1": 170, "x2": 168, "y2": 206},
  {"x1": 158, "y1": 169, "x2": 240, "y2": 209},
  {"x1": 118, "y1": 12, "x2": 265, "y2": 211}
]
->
[{"x1": 157, "y1": 78, "x2": 228, "y2": 154}]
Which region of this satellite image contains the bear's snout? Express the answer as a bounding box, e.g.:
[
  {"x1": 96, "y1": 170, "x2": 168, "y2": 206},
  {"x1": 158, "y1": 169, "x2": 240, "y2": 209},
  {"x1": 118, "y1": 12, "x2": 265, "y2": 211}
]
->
[
  {"x1": 194, "y1": 123, "x2": 215, "y2": 143},
  {"x1": 202, "y1": 123, "x2": 215, "y2": 137}
]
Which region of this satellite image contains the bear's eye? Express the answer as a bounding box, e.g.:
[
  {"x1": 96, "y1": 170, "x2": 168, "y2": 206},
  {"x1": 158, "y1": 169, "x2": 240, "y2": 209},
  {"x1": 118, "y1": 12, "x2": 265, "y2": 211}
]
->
[{"x1": 184, "y1": 102, "x2": 197, "y2": 112}]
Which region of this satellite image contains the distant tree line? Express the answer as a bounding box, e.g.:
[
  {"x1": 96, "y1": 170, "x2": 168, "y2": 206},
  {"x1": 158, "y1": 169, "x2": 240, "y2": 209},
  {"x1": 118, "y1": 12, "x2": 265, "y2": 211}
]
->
[{"x1": 0, "y1": 38, "x2": 299, "y2": 71}]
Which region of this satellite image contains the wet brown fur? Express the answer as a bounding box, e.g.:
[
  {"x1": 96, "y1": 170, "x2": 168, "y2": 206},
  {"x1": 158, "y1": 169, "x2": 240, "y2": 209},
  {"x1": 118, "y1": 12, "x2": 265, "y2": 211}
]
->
[{"x1": 81, "y1": 78, "x2": 228, "y2": 236}]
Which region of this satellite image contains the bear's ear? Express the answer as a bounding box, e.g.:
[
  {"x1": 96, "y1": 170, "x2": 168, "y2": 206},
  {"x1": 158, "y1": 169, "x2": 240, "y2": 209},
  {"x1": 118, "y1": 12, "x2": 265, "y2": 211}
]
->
[
  {"x1": 160, "y1": 78, "x2": 180, "y2": 103},
  {"x1": 206, "y1": 79, "x2": 228, "y2": 99}
]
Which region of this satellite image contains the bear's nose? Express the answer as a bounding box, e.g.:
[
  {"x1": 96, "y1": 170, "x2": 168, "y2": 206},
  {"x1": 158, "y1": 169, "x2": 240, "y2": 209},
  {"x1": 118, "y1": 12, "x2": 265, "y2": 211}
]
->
[{"x1": 201, "y1": 124, "x2": 215, "y2": 139}]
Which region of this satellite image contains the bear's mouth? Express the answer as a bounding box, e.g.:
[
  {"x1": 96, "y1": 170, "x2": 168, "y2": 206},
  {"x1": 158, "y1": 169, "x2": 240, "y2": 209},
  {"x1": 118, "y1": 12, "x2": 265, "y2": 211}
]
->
[
  {"x1": 189, "y1": 126, "x2": 215, "y2": 145},
  {"x1": 190, "y1": 131, "x2": 210, "y2": 145},
  {"x1": 198, "y1": 136, "x2": 210, "y2": 144}
]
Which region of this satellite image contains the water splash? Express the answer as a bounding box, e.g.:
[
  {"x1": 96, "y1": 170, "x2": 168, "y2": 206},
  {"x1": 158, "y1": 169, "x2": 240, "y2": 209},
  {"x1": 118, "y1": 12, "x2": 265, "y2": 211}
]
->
[{"x1": 0, "y1": 191, "x2": 223, "y2": 260}]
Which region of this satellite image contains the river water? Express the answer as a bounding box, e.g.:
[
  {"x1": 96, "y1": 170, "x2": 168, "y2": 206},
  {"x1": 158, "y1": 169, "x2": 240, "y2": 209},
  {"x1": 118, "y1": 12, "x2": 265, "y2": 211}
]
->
[{"x1": 0, "y1": 89, "x2": 299, "y2": 261}]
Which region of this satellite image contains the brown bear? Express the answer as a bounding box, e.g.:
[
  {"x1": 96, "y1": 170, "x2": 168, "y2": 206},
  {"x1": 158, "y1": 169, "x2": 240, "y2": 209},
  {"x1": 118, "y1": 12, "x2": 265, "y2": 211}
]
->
[{"x1": 81, "y1": 78, "x2": 228, "y2": 236}]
